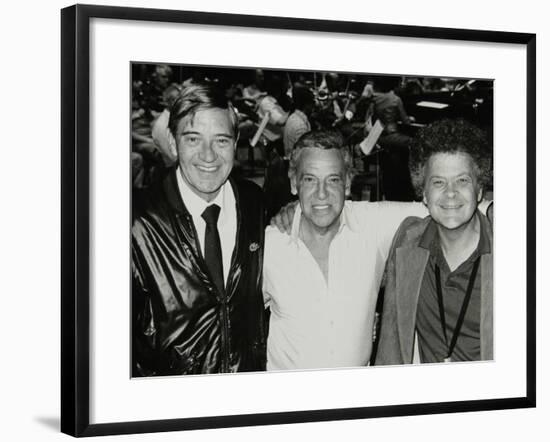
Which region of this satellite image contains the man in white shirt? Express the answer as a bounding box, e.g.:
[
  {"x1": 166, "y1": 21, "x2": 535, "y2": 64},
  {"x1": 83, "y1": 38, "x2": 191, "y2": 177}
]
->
[{"x1": 263, "y1": 130, "x2": 427, "y2": 370}]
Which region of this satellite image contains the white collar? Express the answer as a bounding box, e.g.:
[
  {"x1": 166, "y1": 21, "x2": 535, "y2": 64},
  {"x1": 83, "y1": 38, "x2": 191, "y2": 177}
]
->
[
  {"x1": 290, "y1": 200, "x2": 359, "y2": 242},
  {"x1": 176, "y1": 167, "x2": 232, "y2": 220}
]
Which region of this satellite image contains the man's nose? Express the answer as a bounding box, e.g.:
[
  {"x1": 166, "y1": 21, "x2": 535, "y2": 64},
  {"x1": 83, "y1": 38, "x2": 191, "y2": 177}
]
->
[
  {"x1": 316, "y1": 182, "x2": 328, "y2": 199},
  {"x1": 445, "y1": 182, "x2": 457, "y2": 197},
  {"x1": 199, "y1": 140, "x2": 216, "y2": 162}
]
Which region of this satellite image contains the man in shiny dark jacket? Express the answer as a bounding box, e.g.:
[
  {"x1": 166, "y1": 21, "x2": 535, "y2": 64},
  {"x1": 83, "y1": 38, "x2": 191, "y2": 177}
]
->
[{"x1": 132, "y1": 83, "x2": 266, "y2": 376}]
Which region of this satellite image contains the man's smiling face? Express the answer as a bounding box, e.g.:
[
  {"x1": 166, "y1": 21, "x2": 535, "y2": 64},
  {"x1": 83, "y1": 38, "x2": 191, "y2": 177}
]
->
[
  {"x1": 423, "y1": 152, "x2": 482, "y2": 232},
  {"x1": 175, "y1": 107, "x2": 236, "y2": 202},
  {"x1": 292, "y1": 147, "x2": 350, "y2": 233}
]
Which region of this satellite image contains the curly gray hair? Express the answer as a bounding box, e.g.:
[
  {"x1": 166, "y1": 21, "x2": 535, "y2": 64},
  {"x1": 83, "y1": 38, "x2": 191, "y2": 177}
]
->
[{"x1": 409, "y1": 118, "x2": 492, "y2": 199}]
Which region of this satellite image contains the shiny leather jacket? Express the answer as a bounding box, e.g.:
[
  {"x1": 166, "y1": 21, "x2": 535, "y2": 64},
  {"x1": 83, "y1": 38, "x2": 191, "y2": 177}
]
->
[{"x1": 132, "y1": 170, "x2": 266, "y2": 376}]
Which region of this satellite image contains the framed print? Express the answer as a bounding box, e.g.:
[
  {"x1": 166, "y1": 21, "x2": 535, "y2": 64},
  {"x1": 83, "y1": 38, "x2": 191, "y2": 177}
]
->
[{"x1": 61, "y1": 4, "x2": 536, "y2": 437}]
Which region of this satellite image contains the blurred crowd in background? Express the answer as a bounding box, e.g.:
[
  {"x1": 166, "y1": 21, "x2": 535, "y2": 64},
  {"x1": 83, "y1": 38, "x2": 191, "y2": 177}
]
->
[{"x1": 132, "y1": 63, "x2": 493, "y2": 218}]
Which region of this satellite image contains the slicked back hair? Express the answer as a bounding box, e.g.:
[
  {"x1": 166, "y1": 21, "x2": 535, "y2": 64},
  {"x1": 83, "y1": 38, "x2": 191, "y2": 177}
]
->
[{"x1": 168, "y1": 83, "x2": 239, "y2": 138}]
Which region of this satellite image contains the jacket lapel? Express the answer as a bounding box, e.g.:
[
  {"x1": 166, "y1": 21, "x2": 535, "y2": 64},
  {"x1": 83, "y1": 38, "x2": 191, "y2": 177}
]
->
[
  {"x1": 225, "y1": 178, "x2": 242, "y2": 298},
  {"x1": 396, "y1": 246, "x2": 429, "y2": 363},
  {"x1": 480, "y1": 253, "x2": 493, "y2": 360},
  {"x1": 478, "y1": 213, "x2": 493, "y2": 360},
  {"x1": 163, "y1": 169, "x2": 205, "y2": 263}
]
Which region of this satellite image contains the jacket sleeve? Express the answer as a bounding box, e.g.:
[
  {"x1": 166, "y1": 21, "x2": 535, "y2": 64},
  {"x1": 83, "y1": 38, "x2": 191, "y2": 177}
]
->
[
  {"x1": 375, "y1": 223, "x2": 407, "y2": 365},
  {"x1": 131, "y1": 239, "x2": 159, "y2": 377}
]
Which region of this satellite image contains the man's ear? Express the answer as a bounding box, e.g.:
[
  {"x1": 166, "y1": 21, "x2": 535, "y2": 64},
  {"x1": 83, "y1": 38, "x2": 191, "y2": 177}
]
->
[
  {"x1": 345, "y1": 175, "x2": 352, "y2": 197},
  {"x1": 290, "y1": 176, "x2": 298, "y2": 196},
  {"x1": 167, "y1": 130, "x2": 177, "y2": 158},
  {"x1": 422, "y1": 191, "x2": 428, "y2": 206},
  {"x1": 477, "y1": 186, "x2": 483, "y2": 203}
]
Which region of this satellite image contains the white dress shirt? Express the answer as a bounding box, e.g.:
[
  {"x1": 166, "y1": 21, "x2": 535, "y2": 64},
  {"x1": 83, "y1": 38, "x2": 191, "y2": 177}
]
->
[
  {"x1": 176, "y1": 169, "x2": 237, "y2": 284},
  {"x1": 263, "y1": 201, "x2": 427, "y2": 371}
]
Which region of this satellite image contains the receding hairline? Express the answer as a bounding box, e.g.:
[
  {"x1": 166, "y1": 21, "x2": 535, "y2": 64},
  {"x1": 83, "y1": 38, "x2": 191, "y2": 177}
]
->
[
  {"x1": 292, "y1": 146, "x2": 349, "y2": 176},
  {"x1": 296, "y1": 145, "x2": 348, "y2": 157}
]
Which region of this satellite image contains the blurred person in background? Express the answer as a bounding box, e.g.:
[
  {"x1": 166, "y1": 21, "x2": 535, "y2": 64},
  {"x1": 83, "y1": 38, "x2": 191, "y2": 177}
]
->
[{"x1": 370, "y1": 75, "x2": 415, "y2": 201}]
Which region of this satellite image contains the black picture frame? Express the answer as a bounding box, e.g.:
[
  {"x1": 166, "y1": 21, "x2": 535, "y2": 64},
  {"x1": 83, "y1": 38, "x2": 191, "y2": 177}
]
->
[{"x1": 61, "y1": 4, "x2": 536, "y2": 437}]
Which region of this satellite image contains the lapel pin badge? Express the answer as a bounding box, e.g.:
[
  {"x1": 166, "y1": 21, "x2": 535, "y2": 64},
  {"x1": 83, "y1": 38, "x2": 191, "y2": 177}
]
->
[{"x1": 249, "y1": 242, "x2": 260, "y2": 252}]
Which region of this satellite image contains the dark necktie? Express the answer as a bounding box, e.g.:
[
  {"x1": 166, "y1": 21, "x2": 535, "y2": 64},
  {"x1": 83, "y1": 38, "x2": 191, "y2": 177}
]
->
[{"x1": 201, "y1": 204, "x2": 224, "y2": 295}]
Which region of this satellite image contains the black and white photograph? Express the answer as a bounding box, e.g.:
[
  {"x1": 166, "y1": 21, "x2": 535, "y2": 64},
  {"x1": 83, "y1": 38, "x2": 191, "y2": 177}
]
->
[
  {"x1": 55, "y1": 3, "x2": 537, "y2": 438},
  {"x1": 131, "y1": 63, "x2": 494, "y2": 377},
  {"x1": 2, "y1": 0, "x2": 546, "y2": 440}
]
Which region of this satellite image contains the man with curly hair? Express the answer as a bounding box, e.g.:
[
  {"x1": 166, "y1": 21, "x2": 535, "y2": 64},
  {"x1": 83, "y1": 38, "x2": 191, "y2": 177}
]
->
[{"x1": 375, "y1": 118, "x2": 493, "y2": 365}]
